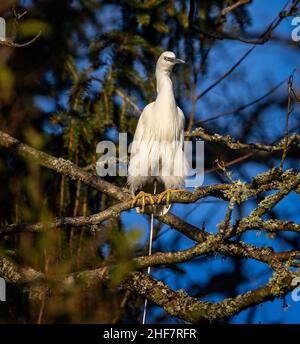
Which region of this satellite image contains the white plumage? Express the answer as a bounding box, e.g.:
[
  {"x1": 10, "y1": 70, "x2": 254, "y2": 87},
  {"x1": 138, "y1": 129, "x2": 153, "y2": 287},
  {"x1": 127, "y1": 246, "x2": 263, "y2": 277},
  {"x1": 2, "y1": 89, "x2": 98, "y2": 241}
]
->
[
  {"x1": 128, "y1": 51, "x2": 188, "y2": 215},
  {"x1": 128, "y1": 51, "x2": 188, "y2": 324}
]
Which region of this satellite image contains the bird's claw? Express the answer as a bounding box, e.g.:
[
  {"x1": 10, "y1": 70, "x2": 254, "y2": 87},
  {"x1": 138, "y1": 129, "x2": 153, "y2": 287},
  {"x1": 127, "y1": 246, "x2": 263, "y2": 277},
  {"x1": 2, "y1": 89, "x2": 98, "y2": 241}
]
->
[
  {"x1": 131, "y1": 191, "x2": 155, "y2": 213},
  {"x1": 131, "y1": 189, "x2": 185, "y2": 213},
  {"x1": 157, "y1": 189, "x2": 185, "y2": 207}
]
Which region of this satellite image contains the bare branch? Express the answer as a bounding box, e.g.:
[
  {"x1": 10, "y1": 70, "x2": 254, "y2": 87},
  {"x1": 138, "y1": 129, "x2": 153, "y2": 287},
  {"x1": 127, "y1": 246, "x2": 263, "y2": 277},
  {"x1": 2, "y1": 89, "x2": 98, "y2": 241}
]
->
[
  {"x1": 221, "y1": 0, "x2": 252, "y2": 16},
  {"x1": 0, "y1": 31, "x2": 41, "y2": 48},
  {"x1": 0, "y1": 130, "x2": 128, "y2": 201}
]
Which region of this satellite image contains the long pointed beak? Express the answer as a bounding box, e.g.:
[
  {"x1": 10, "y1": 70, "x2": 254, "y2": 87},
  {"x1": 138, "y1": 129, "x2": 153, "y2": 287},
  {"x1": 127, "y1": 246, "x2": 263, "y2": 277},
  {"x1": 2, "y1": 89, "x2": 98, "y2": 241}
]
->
[{"x1": 175, "y1": 58, "x2": 185, "y2": 64}]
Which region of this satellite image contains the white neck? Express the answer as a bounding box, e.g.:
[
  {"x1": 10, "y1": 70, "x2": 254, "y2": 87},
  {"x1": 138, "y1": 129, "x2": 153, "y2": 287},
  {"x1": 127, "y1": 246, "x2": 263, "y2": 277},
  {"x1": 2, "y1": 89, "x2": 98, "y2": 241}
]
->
[
  {"x1": 153, "y1": 67, "x2": 179, "y2": 140},
  {"x1": 155, "y1": 69, "x2": 175, "y2": 103}
]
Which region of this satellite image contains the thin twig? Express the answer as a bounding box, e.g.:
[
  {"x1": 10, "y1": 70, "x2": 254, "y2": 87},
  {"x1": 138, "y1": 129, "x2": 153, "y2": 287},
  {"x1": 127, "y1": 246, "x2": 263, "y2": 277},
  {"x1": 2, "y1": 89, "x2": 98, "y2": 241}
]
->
[
  {"x1": 279, "y1": 74, "x2": 294, "y2": 169},
  {"x1": 0, "y1": 31, "x2": 42, "y2": 48},
  {"x1": 193, "y1": 0, "x2": 299, "y2": 45},
  {"x1": 196, "y1": 45, "x2": 256, "y2": 101},
  {"x1": 199, "y1": 79, "x2": 286, "y2": 124},
  {"x1": 221, "y1": 0, "x2": 252, "y2": 16}
]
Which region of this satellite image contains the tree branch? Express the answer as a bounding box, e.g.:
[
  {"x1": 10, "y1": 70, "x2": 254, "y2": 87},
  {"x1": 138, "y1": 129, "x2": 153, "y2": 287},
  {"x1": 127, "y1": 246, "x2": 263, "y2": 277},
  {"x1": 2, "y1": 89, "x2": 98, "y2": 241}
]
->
[{"x1": 0, "y1": 130, "x2": 128, "y2": 201}]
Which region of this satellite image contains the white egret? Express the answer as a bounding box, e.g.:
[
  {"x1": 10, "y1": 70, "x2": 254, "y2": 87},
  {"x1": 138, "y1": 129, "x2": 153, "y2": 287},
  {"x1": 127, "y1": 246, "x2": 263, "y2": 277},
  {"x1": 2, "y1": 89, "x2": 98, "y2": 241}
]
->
[{"x1": 127, "y1": 51, "x2": 188, "y2": 324}]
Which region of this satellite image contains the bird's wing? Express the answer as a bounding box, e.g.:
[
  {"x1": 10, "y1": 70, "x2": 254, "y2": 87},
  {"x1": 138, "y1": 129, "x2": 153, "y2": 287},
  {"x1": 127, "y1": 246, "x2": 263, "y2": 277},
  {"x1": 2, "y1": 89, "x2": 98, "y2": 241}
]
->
[
  {"x1": 128, "y1": 102, "x2": 155, "y2": 193},
  {"x1": 177, "y1": 106, "x2": 185, "y2": 144},
  {"x1": 132, "y1": 102, "x2": 154, "y2": 144}
]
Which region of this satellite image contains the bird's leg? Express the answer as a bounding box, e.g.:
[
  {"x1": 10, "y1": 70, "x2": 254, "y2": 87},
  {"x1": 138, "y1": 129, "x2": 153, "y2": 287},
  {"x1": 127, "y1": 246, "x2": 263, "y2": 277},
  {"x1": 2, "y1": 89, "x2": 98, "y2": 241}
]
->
[
  {"x1": 157, "y1": 189, "x2": 185, "y2": 207},
  {"x1": 131, "y1": 191, "x2": 155, "y2": 213}
]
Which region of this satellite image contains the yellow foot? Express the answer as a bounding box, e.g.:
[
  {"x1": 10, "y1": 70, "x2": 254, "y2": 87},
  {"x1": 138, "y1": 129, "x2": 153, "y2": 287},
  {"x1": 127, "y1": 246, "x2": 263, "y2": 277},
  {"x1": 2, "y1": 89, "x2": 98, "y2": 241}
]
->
[
  {"x1": 157, "y1": 189, "x2": 185, "y2": 207},
  {"x1": 131, "y1": 191, "x2": 155, "y2": 213}
]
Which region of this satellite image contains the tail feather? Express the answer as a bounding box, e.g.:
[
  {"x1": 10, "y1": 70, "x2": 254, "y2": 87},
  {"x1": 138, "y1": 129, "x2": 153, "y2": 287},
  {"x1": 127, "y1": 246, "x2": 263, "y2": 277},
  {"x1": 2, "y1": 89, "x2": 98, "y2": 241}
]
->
[
  {"x1": 142, "y1": 180, "x2": 157, "y2": 324},
  {"x1": 142, "y1": 210, "x2": 154, "y2": 324}
]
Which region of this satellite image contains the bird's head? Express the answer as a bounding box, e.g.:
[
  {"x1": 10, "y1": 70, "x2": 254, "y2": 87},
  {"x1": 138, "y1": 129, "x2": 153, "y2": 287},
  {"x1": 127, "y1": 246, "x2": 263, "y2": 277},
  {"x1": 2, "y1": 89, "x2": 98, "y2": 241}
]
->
[{"x1": 156, "y1": 51, "x2": 185, "y2": 74}]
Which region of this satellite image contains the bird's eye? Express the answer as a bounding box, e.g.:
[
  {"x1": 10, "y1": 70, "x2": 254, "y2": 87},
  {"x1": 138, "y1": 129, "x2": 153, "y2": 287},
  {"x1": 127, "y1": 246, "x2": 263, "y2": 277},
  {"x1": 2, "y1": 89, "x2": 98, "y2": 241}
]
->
[{"x1": 164, "y1": 56, "x2": 173, "y2": 62}]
